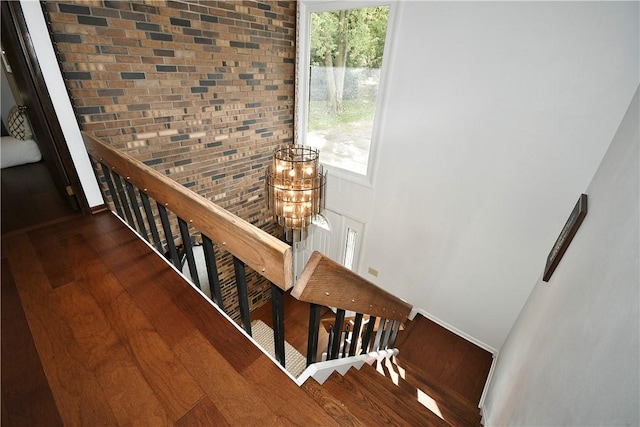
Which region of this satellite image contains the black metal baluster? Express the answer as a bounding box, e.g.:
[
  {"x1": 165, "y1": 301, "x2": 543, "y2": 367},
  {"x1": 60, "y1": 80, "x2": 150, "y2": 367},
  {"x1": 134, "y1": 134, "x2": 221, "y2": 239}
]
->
[
  {"x1": 157, "y1": 202, "x2": 180, "y2": 268},
  {"x1": 202, "y1": 234, "x2": 224, "y2": 309},
  {"x1": 388, "y1": 320, "x2": 401, "y2": 348},
  {"x1": 381, "y1": 318, "x2": 394, "y2": 349},
  {"x1": 139, "y1": 191, "x2": 163, "y2": 253},
  {"x1": 330, "y1": 309, "x2": 345, "y2": 360},
  {"x1": 372, "y1": 318, "x2": 387, "y2": 352},
  {"x1": 271, "y1": 284, "x2": 286, "y2": 368},
  {"x1": 112, "y1": 173, "x2": 135, "y2": 226},
  {"x1": 100, "y1": 163, "x2": 124, "y2": 218},
  {"x1": 125, "y1": 181, "x2": 149, "y2": 241},
  {"x1": 361, "y1": 316, "x2": 376, "y2": 354},
  {"x1": 348, "y1": 313, "x2": 363, "y2": 356},
  {"x1": 306, "y1": 303, "x2": 321, "y2": 366},
  {"x1": 178, "y1": 218, "x2": 200, "y2": 290},
  {"x1": 233, "y1": 256, "x2": 252, "y2": 335},
  {"x1": 341, "y1": 324, "x2": 350, "y2": 358},
  {"x1": 327, "y1": 325, "x2": 334, "y2": 360}
]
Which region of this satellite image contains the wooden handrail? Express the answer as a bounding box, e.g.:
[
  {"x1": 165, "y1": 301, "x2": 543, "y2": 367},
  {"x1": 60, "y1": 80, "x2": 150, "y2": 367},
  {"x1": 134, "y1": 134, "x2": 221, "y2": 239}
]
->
[
  {"x1": 83, "y1": 132, "x2": 293, "y2": 291},
  {"x1": 291, "y1": 251, "x2": 412, "y2": 322}
]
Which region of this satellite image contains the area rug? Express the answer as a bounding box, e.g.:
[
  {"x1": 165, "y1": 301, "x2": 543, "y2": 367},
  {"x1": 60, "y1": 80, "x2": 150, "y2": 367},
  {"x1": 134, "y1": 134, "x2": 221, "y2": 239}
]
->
[{"x1": 251, "y1": 320, "x2": 307, "y2": 378}]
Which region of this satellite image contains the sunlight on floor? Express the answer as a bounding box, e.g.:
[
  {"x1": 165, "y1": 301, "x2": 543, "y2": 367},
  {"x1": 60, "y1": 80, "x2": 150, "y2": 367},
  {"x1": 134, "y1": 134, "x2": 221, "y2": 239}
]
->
[
  {"x1": 385, "y1": 357, "x2": 445, "y2": 421},
  {"x1": 377, "y1": 357, "x2": 405, "y2": 386},
  {"x1": 417, "y1": 389, "x2": 445, "y2": 419}
]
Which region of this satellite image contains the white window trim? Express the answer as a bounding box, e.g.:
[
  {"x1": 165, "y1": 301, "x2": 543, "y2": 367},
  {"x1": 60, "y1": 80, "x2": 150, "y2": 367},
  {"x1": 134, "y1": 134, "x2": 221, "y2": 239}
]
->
[{"x1": 295, "y1": 0, "x2": 401, "y2": 188}]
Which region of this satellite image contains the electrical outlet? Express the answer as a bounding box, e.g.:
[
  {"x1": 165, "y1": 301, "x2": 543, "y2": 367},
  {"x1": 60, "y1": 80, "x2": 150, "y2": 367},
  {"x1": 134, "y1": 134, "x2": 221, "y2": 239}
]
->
[{"x1": 368, "y1": 267, "x2": 379, "y2": 277}]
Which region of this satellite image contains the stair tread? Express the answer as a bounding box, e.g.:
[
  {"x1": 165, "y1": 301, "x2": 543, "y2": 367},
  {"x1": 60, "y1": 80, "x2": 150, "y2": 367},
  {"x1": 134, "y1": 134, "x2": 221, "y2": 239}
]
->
[
  {"x1": 391, "y1": 356, "x2": 483, "y2": 426},
  {"x1": 394, "y1": 314, "x2": 493, "y2": 404},
  {"x1": 348, "y1": 363, "x2": 451, "y2": 426},
  {"x1": 301, "y1": 375, "x2": 367, "y2": 426},
  {"x1": 321, "y1": 365, "x2": 450, "y2": 426},
  {"x1": 311, "y1": 370, "x2": 390, "y2": 426}
]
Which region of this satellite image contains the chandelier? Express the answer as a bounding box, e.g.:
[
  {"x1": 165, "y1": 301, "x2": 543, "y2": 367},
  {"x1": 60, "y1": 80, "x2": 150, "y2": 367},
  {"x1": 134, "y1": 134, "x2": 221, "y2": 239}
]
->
[{"x1": 266, "y1": 144, "x2": 326, "y2": 242}]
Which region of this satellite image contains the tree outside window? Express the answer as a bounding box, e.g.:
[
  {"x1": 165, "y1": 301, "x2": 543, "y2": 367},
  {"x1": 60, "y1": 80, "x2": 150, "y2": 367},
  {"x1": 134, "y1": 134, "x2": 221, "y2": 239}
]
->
[{"x1": 306, "y1": 6, "x2": 390, "y2": 176}]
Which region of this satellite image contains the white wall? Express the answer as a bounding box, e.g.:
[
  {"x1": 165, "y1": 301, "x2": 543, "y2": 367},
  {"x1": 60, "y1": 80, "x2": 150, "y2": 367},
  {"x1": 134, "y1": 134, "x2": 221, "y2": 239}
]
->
[
  {"x1": 482, "y1": 85, "x2": 639, "y2": 426},
  {"x1": 19, "y1": 1, "x2": 103, "y2": 207},
  {"x1": 323, "y1": 1, "x2": 639, "y2": 350}
]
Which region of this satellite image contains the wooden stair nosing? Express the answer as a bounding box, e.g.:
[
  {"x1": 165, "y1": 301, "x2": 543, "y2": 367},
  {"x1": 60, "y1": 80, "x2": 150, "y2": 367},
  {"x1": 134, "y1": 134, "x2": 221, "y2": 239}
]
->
[
  {"x1": 319, "y1": 370, "x2": 413, "y2": 426},
  {"x1": 300, "y1": 376, "x2": 367, "y2": 427},
  {"x1": 347, "y1": 363, "x2": 451, "y2": 427},
  {"x1": 391, "y1": 356, "x2": 483, "y2": 426}
]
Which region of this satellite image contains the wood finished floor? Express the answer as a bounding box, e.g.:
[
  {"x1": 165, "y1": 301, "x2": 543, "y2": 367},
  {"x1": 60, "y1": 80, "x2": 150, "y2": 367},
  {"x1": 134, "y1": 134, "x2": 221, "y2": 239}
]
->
[
  {"x1": 1, "y1": 211, "x2": 339, "y2": 426},
  {"x1": 252, "y1": 292, "x2": 493, "y2": 406},
  {"x1": 2, "y1": 162, "x2": 494, "y2": 425},
  {"x1": 1, "y1": 161, "x2": 80, "y2": 236}
]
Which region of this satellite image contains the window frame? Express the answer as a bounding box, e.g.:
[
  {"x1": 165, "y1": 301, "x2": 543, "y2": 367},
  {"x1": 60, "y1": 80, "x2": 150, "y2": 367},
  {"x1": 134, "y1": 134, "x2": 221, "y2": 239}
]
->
[{"x1": 295, "y1": 0, "x2": 399, "y2": 187}]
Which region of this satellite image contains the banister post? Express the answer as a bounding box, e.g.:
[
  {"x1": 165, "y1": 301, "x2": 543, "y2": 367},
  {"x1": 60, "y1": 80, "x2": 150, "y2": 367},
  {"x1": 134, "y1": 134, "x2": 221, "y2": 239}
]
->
[
  {"x1": 306, "y1": 303, "x2": 320, "y2": 366},
  {"x1": 271, "y1": 284, "x2": 286, "y2": 367}
]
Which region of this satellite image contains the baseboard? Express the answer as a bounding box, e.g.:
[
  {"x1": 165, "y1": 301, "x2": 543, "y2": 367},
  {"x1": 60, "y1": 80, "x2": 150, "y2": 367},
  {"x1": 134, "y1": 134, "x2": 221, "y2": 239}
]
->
[
  {"x1": 479, "y1": 402, "x2": 493, "y2": 426},
  {"x1": 478, "y1": 350, "x2": 498, "y2": 411},
  {"x1": 90, "y1": 204, "x2": 109, "y2": 214},
  {"x1": 412, "y1": 308, "x2": 497, "y2": 354},
  {"x1": 411, "y1": 308, "x2": 500, "y2": 417}
]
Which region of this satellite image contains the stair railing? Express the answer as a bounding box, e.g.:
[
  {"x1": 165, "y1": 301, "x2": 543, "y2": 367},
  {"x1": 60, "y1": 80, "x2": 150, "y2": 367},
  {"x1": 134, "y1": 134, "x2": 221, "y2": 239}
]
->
[
  {"x1": 83, "y1": 132, "x2": 293, "y2": 367},
  {"x1": 291, "y1": 251, "x2": 413, "y2": 367},
  {"x1": 83, "y1": 132, "x2": 413, "y2": 379}
]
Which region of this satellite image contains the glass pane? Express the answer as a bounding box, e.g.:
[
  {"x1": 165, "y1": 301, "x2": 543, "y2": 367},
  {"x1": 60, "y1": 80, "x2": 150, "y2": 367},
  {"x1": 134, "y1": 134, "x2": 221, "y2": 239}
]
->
[
  {"x1": 344, "y1": 227, "x2": 357, "y2": 270},
  {"x1": 307, "y1": 6, "x2": 389, "y2": 176}
]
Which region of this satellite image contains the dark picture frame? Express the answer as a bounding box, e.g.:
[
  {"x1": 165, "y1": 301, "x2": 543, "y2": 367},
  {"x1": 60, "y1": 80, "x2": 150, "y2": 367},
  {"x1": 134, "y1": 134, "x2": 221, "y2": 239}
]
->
[{"x1": 543, "y1": 194, "x2": 588, "y2": 282}]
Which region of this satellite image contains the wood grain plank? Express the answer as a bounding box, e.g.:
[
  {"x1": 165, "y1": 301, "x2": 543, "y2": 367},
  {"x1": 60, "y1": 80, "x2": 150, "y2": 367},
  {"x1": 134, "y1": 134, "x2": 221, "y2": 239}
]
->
[
  {"x1": 291, "y1": 251, "x2": 413, "y2": 321},
  {"x1": 385, "y1": 358, "x2": 482, "y2": 426},
  {"x1": 241, "y1": 356, "x2": 339, "y2": 426},
  {"x1": 2, "y1": 234, "x2": 120, "y2": 426},
  {"x1": 1, "y1": 162, "x2": 79, "y2": 235},
  {"x1": 1, "y1": 257, "x2": 63, "y2": 426},
  {"x1": 174, "y1": 332, "x2": 279, "y2": 426},
  {"x1": 87, "y1": 221, "x2": 266, "y2": 373},
  {"x1": 317, "y1": 371, "x2": 388, "y2": 426},
  {"x1": 174, "y1": 396, "x2": 231, "y2": 427},
  {"x1": 52, "y1": 282, "x2": 171, "y2": 426},
  {"x1": 395, "y1": 314, "x2": 492, "y2": 404},
  {"x1": 347, "y1": 363, "x2": 450, "y2": 427},
  {"x1": 61, "y1": 232, "x2": 205, "y2": 422},
  {"x1": 28, "y1": 226, "x2": 75, "y2": 289},
  {"x1": 301, "y1": 378, "x2": 367, "y2": 426}
]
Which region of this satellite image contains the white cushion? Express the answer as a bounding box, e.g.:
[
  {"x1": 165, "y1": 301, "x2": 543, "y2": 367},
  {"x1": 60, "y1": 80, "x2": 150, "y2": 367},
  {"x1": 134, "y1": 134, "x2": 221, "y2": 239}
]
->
[{"x1": 1, "y1": 136, "x2": 42, "y2": 168}]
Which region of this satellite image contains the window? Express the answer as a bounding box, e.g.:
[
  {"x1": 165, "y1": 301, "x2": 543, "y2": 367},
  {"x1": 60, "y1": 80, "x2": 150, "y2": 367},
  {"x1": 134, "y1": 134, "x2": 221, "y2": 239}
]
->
[
  {"x1": 297, "y1": 1, "x2": 396, "y2": 182},
  {"x1": 343, "y1": 227, "x2": 358, "y2": 270}
]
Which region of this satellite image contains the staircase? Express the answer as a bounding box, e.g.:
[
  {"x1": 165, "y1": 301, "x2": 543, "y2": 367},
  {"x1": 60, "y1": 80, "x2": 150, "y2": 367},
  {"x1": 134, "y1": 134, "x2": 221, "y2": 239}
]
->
[
  {"x1": 83, "y1": 133, "x2": 492, "y2": 426},
  {"x1": 298, "y1": 316, "x2": 487, "y2": 426}
]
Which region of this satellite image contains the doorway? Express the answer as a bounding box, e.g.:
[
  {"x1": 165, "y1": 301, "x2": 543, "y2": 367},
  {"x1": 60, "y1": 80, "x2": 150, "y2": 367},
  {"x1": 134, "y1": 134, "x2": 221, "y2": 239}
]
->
[{"x1": 1, "y1": 1, "x2": 89, "y2": 232}]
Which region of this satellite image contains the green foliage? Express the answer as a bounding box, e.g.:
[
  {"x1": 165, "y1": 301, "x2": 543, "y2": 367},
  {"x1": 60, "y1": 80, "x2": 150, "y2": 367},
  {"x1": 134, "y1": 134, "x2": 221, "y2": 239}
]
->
[{"x1": 310, "y1": 6, "x2": 389, "y2": 69}]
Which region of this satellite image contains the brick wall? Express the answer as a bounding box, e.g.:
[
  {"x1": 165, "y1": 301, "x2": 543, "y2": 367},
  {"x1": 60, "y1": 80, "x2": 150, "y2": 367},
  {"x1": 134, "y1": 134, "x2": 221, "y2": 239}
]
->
[{"x1": 44, "y1": 0, "x2": 296, "y2": 319}]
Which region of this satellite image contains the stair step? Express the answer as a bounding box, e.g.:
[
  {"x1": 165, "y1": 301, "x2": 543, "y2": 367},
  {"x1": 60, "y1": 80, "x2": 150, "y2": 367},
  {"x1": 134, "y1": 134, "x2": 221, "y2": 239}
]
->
[
  {"x1": 313, "y1": 369, "x2": 390, "y2": 426},
  {"x1": 301, "y1": 375, "x2": 367, "y2": 426},
  {"x1": 389, "y1": 356, "x2": 483, "y2": 426},
  {"x1": 318, "y1": 365, "x2": 450, "y2": 426},
  {"x1": 348, "y1": 363, "x2": 451, "y2": 426}
]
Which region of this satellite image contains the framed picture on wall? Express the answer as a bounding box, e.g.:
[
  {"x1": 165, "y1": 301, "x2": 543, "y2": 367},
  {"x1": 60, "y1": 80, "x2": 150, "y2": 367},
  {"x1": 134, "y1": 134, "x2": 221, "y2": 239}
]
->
[{"x1": 543, "y1": 194, "x2": 588, "y2": 282}]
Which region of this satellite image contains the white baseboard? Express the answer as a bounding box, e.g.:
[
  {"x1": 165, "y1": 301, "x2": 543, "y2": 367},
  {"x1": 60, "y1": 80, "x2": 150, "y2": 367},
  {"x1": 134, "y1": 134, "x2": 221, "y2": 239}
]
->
[
  {"x1": 410, "y1": 308, "x2": 500, "y2": 414},
  {"x1": 411, "y1": 308, "x2": 497, "y2": 354}
]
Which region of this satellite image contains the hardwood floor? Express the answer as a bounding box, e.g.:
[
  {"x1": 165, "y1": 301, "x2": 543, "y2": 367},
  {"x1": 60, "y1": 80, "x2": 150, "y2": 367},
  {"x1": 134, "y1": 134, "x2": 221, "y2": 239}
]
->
[
  {"x1": 1, "y1": 162, "x2": 494, "y2": 425},
  {"x1": 1, "y1": 161, "x2": 79, "y2": 235},
  {"x1": 1, "y1": 212, "x2": 338, "y2": 426},
  {"x1": 395, "y1": 315, "x2": 493, "y2": 405},
  {"x1": 252, "y1": 291, "x2": 494, "y2": 406}
]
